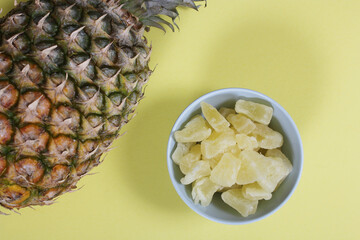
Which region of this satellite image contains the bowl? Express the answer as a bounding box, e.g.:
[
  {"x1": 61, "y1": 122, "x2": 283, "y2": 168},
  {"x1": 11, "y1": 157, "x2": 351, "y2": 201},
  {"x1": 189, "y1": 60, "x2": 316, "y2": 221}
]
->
[{"x1": 166, "y1": 88, "x2": 303, "y2": 225}]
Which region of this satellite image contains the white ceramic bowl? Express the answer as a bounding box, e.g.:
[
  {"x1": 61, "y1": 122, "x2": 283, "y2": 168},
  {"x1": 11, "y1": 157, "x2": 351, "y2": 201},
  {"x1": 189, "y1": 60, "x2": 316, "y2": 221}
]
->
[{"x1": 167, "y1": 88, "x2": 303, "y2": 225}]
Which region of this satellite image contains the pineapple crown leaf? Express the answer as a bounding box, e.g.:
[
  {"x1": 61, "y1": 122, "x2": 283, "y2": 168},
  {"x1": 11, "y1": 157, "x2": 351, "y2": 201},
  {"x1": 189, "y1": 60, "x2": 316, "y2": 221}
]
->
[{"x1": 119, "y1": 0, "x2": 206, "y2": 31}]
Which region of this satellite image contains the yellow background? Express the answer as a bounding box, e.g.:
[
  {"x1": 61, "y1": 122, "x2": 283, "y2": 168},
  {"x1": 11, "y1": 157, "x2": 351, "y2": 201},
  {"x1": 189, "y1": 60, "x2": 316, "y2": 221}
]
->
[{"x1": 1, "y1": 0, "x2": 359, "y2": 239}]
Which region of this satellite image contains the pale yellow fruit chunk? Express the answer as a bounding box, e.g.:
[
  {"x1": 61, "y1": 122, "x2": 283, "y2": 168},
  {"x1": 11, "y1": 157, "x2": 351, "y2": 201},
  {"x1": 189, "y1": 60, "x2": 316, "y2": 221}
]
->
[
  {"x1": 240, "y1": 150, "x2": 289, "y2": 192},
  {"x1": 242, "y1": 182, "x2": 272, "y2": 200},
  {"x1": 228, "y1": 144, "x2": 242, "y2": 157},
  {"x1": 180, "y1": 160, "x2": 211, "y2": 185},
  {"x1": 226, "y1": 113, "x2": 256, "y2": 135},
  {"x1": 251, "y1": 123, "x2": 283, "y2": 149},
  {"x1": 219, "y1": 107, "x2": 236, "y2": 118},
  {"x1": 235, "y1": 99, "x2": 273, "y2": 125},
  {"x1": 174, "y1": 115, "x2": 211, "y2": 142},
  {"x1": 203, "y1": 154, "x2": 222, "y2": 169},
  {"x1": 192, "y1": 177, "x2": 221, "y2": 207},
  {"x1": 201, "y1": 102, "x2": 230, "y2": 132},
  {"x1": 210, "y1": 153, "x2": 241, "y2": 187},
  {"x1": 257, "y1": 156, "x2": 290, "y2": 192},
  {"x1": 265, "y1": 149, "x2": 293, "y2": 175},
  {"x1": 201, "y1": 130, "x2": 236, "y2": 159},
  {"x1": 172, "y1": 142, "x2": 195, "y2": 165},
  {"x1": 221, "y1": 188, "x2": 258, "y2": 217},
  {"x1": 179, "y1": 144, "x2": 201, "y2": 174},
  {"x1": 236, "y1": 151, "x2": 258, "y2": 185},
  {"x1": 236, "y1": 133, "x2": 259, "y2": 150},
  {"x1": 265, "y1": 149, "x2": 293, "y2": 188}
]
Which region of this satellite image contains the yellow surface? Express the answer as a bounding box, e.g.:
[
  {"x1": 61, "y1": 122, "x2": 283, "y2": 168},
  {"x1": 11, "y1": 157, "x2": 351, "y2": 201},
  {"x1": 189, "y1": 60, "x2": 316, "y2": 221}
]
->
[{"x1": 1, "y1": 0, "x2": 359, "y2": 239}]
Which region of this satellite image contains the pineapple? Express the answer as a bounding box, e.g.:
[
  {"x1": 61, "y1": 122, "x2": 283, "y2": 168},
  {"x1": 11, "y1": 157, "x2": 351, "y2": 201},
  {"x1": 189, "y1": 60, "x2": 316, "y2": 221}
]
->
[
  {"x1": 0, "y1": 0, "x2": 204, "y2": 212},
  {"x1": 221, "y1": 188, "x2": 258, "y2": 217},
  {"x1": 210, "y1": 152, "x2": 241, "y2": 187},
  {"x1": 235, "y1": 99, "x2": 273, "y2": 125},
  {"x1": 200, "y1": 102, "x2": 230, "y2": 132},
  {"x1": 174, "y1": 115, "x2": 211, "y2": 143},
  {"x1": 191, "y1": 176, "x2": 220, "y2": 207},
  {"x1": 226, "y1": 113, "x2": 256, "y2": 135},
  {"x1": 242, "y1": 182, "x2": 272, "y2": 201}
]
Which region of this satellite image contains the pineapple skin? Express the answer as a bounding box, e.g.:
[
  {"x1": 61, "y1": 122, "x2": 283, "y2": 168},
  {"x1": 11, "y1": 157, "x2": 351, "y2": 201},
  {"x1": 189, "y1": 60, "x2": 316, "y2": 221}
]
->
[{"x1": 0, "y1": 0, "x2": 152, "y2": 210}]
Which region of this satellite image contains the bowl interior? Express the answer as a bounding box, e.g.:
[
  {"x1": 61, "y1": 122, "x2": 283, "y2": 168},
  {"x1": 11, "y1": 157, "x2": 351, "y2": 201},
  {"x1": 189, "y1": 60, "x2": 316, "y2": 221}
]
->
[{"x1": 167, "y1": 88, "x2": 303, "y2": 224}]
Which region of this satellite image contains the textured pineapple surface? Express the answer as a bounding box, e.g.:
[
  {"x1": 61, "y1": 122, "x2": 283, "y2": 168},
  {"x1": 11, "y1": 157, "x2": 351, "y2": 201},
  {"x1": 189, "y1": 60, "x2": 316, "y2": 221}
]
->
[
  {"x1": 172, "y1": 99, "x2": 292, "y2": 217},
  {"x1": 0, "y1": 0, "x2": 165, "y2": 211}
]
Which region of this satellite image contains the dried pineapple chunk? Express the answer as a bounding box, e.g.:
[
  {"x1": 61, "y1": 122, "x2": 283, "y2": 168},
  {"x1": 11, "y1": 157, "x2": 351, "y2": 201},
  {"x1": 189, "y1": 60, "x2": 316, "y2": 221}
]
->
[
  {"x1": 201, "y1": 130, "x2": 236, "y2": 159},
  {"x1": 236, "y1": 151, "x2": 258, "y2": 185},
  {"x1": 219, "y1": 107, "x2": 236, "y2": 118},
  {"x1": 192, "y1": 177, "x2": 221, "y2": 207},
  {"x1": 251, "y1": 123, "x2": 283, "y2": 149},
  {"x1": 203, "y1": 154, "x2": 222, "y2": 169},
  {"x1": 265, "y1": 149, "x2": 293, "y2": 175},
  {"x1": 221, "y1": 188, "x2": 258, "y2": 217},
  {"x1": 239, "y1": 150, "x2": 289, "y2": 192},
  {"x1": 174, "y1": 115, "x2": 211, "y2": 142},
  {"x1": 226, "y1": 113, "x2": 256, "y2": 135},
  {"x1": 228, "y1": 144, "x2": 242, "y2": 157},
  {"x1": 242, "y1": 182, "x2": 272, "y2": 200},
  {"x1": 210, "y1": 153, "x2": 241, "y2": 187},
  {"x1": 179, "y1": 144, "x2": 201, "y2": 174},
  {"x1": 265, "y1": 149, "x2": 293, "y2": 188},
  {"x1": 236, "y1": 133, "x2": 259, "y2": 150},
  {"x1": 172, "y1": 142, "x2": 195, "y2": 165},
  {"x1": 201, "y1": 102, "x2": 230, "y2": 132},
  {"x1": 235, "y1": 99, "x2": 273, "y2": 125},
  {"x1": 257, "y1": 157, "x2": 290, "y2": 192},
  {"x1": 180, "y1": 160, "x2": 211, "y2": 185}
]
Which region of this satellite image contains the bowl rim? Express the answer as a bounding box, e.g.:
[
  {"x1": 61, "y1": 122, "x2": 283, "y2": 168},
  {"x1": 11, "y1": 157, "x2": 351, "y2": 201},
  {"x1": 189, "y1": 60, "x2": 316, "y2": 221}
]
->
[{"x1": 166, "y1": 88, "x2": 303, "y2": 225}]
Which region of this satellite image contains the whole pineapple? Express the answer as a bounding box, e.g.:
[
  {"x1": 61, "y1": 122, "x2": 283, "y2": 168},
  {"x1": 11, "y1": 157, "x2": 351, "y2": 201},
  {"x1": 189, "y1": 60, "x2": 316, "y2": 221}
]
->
[{"x1": 0, "y1": 0, "x2": 203, "y2": 212}]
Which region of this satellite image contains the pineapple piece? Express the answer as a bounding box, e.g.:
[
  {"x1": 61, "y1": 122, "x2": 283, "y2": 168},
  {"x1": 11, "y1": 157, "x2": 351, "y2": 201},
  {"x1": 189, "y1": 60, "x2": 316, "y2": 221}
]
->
[
  {"x1": 228, "y1": 144, "x2": 242, "y2": 157},
  {"x1": 226, "y1": 114, "x2": 256, "y2": 135},
  {"x1": 174, "y1": 115, "x2": 211, "y2": 143},
  {"x1": 210, "y1": 153, "x2": 241, "y2": 187},
  {"x1": 265, "y1": 149, "x2": 293, "y2": 175},
  {"x1": 192, "y1": 177, "x2": 221, "y2": 207},
  {"x1": 201, "y1": 130, "x2": 236, "y2": 159},
  {"x1": 180, "y1": 161, "x2": 211, "y2": 185},
  {"x1": 201, "y1": 102, "x2": 230, "y2": 132},
  {"x1": 172, "y1": 142, "x2": 195, "y2": 165},
  {"x1": 240, "y1": 150, "x2": 289, "y2": 192},
  {"x1": 235, "y1": 99, "x2": 273, "y2": 125},
  {"x1": 265, "y1": 149, "x2": 293, "y2": 188},
  {"x1": 251, "y1": 123, "x2": 283, "y2": 149},
  {"x1": 235, "y1": 133, "x2": 259, "y2": 150},
  {"x1": 179, "y1": 144, "x2": 201, "y2": 174},
  {"x1": 221, "y1": 188, "x2": 258, "y2": 217},
  {"x1": 257, "y1": 156, "x2": 290, "y2": 192},
  {"x1": 242, "y1": 182, "x2": 272, "y2": 200},
  {"x1": 203, "y1": 154, "x2": 222, "y2": 169},
  {"x1": 219, "y1": 107, "x2": 236, "y2": 118},
  {"x1": 236, "y1": 151, "x2": 258, "y2": 185}
]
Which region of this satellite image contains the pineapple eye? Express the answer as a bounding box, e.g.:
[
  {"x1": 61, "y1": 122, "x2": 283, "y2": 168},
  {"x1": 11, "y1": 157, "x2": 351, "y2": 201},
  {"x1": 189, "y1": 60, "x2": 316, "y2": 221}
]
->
[
  {"x1": 34, "y1": 14, "x2": 59, "y2": 36},
  {"x1": 0, "y1": 53, "x2": 13, "y2": 75},
  {"x1": 108, "y1": 92, "x2": 123, "y2": 106},
  {"x1": 11, "y1": 13, "x2": 29, "y2": 27},
  {"x1": 68, "y1": 5, "x2": 82, "y2": 22},
  {"x1": 12, "y1": 33, "x2": 31, "y2": 53},
  {"x1": 81, "y1": 85, "x2": 98, "y2": 98},
  {"x1": 108, "y1": 115, "x2": 121, "y2": 127},
  {"x1": 86, "y1": 114, "x2": 103, "y2": 128},
  {"x1": 0, "y1": 114, "x2": 13, "y2": 145},
  {"x1": 101, "y1": 67, "x2": 118, "y2": 78},
  {"x1": 63, "y1": 24, "x2": 90, "y2": 50},
  {"x1": 0, "y1": 156, "x2": 6, "y2": 176}
]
